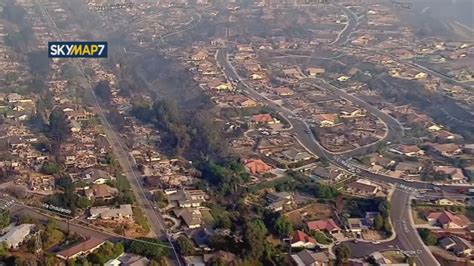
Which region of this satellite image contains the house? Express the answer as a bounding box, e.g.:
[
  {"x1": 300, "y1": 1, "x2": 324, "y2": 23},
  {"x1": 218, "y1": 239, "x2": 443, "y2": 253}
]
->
[
  {"x1": 428, "y1": 143, "x2": 463, "y2": 157},
  {"x1": 251, "y1": 114, "x2": 279, "y2": 124},
  {"x1": 283, "y1": 68, "x2": 300, "y2": 77},
  {"x1": 339, "y1": 107, "x2": 366, "y2": 118},
  {"x1": 426, "y1": 211, "x2": 470, "y2": 229},
  {"x1": 274, "y1": 87, "x2": 295, "y2": 96},
  {"x1": 346, "y1": 179, "x2": 380, "y2": 196},
  {"x1": 203, "y1": 251, "x2": 239, "y2": 265},
  {"x1": 439, "y1": 237, "x2": 456, "y2": 250},
  {"x1": 439, "y1": 236, "x2": 472, "y2": 257},
  {"x1": 291, "y1": 230, "x2": 317, "y2": 249},
  {"x1": 314, "y1": 114, "x2": 338, "y2": 127},
  {"x1": 291, "y1": 249, "x2": 334, "y2": 266},
  {"x1": 0, "y1": 224, "x2": 35, "y2": 249},
  {"x1": 266, "y1": 191, "x2": 294, "y2": 212},
  {"x1": 389, "y1": 145, "x2": 424, "y2": 157},
  {"x1": 451, "y1": 236, "x2": 472, "y2": 256},
  {"x1": 369, "y1": 155, "x2": 394, "y2": 169},
  {"x1": 312, "y1": 167, "x2": 334, "y2": 180},
  {"x1": 56, "y1": 238, "x2": 105, "y2": 260},
  {"x1": 6, "y1": 93, "x2": 22, "y2": 103},
  {"x1": 433, "y1": 166, "x2": 467, "y2": 181},
  {"x1": 191, "y1": 50, "x2": 208, "y2": 61},
  {"x1": 245, "y1": 159, "x2": 272, "y2": 175},
  {"x1": 213, "y1": 83, "x2": 234, "y2": 91},
  {"x1": 70, "y1": 120, "x2": 81, "y2": 133},
  {"x1": 307, "y1": 219, "x2": 341, "y2": 234},
  {"x1": 236, "y1": 44, "x2": 253, "y2": 52},
  {"x1": 394, "y1": 161, "x2": 422, "y2": 175},
  {"x1": 84, "y1": 184, "x2": 118, "y2": 200},
  {"x1": 105, "y1": 253, "x2": 150, "y2": 266},
  {"x1": 88, "y1": 204, "x2": 133, "y2": 220},
  {"x1": 347, "y1": 218, "x2": 363, "y2": 233},
  {"x1": 435, "y1": 198, "x2": 463, "y2": 206},
  {"x1": 250, "y1": 73, "x2": 264, "y2": 80},
  {"x1": 415, "y1": 72, "x2": 428, "y2": 79},
  {"x1": 432, "y1": 130, "x2": 463, "y2": 142},
  {"x1": 227, "y1": 95, "x2": 257, "y2": 107},
  {"x1": 83, "y1": 168, "x2": 115, "y2": 184},
  {"x1": 191, "y1": 227, "x2": 215, "y2": 249},
  {"x1": 306, "y1": 67, "x2": 325, "y2": 76},
  {"x1": 167, "y1": 189, "x2": 206, "y2": 208},
  {"x1": 281, "y1": 147, "x2": 312, "y2": 163},
  {"x1": 337, "y1": 76, "x2": 350, "y2": 82},
  {"x1": 174, "y1": 208, "x2": 202, "y2": 229}
]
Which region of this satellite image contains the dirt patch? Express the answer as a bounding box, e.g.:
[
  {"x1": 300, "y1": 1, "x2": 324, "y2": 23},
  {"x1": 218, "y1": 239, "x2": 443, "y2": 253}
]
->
[{"x1": 284, "y1": 202, "x2": 332, "y2": 227}]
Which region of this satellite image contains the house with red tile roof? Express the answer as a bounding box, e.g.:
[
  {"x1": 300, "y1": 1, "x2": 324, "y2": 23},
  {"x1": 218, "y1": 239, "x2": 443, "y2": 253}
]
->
[
  {"x1": 291, "y1": 230, "x2": 317, "y2": 249},
  {"x1": 251, "y1": 114, "x2": 279, "y2": 124},
  {"x1": 274, "y1": 87, "x2": 295, "y2": 96},
  {"x1": 427, "y1": 211, "x2": 470, "y2": 229},
  {"x1": 56, "y1": 238, "x2": 105, "y2": 260},
  {"x1": 245, "y1": 159, "x2": 272, "y2": 175},
  {"x1": 433, "y1": 166, "x2": 467, "y2": 181},
  {"x1": 314, "y1": 113, "x2": 339, "y2": 127},
  {"x1": 307, "y1": 219, "x2": 341, "y2": 234}
]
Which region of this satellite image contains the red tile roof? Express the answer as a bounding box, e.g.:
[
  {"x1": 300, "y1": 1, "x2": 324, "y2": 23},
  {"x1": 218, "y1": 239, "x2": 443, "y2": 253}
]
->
[
  {"x1": 307, "y1": 219, "x2": 341, "y2": 232},
  {"x1": 251, "y1": 114, "x2": 274, "y2": 123},
  {"x1": 245, "y1": 159, "x2": 272, "y2": 175},
  {"x1": 56, "y1": 238, "x2": 105, "y2": 259},
  {"x1": 427, "y1": 211, "x2": 470, "y2": 228},
  {"x1": 291, "y1": 230, "x2": 317, "y2": 244}
]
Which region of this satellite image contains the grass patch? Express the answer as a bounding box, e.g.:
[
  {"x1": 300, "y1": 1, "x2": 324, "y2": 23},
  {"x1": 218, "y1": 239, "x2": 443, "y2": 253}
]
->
[
  {"x1": 311, "y1": 231, "x2": 332, "y2": 245},
  {"x1": 201, "y1": 209, "x2": 216, "y2": 226},
  {"x1": 133, "y1": 207, "x2": 150, "y2": 233},
  {"x1": 412, "y1": 210, "x2": 426, "y2": 224}
]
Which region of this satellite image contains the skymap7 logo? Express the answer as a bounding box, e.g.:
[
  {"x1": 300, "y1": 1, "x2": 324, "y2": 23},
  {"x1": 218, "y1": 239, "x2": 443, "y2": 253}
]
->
[{"x1": 48, "y1": 41, "x2": 108, "y2": 58}]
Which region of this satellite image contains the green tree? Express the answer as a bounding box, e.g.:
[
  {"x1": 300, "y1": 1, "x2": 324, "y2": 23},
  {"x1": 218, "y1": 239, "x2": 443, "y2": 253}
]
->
[
  {"x1": 176, "y1": 236, "x2": 194, "y2": 256},
  {"x1": 77, "y1": 197, "x2": 93, "y2": 209},
  {"x1": 0, "y1": 211, "x2": 10, "y2": 229},
  {"x1": 274, "y1": 216, "x2": 293, "y2": 237},
  {"x1": 378, "y1": 200, "x2": 391, "y2": 218},
  {"x1": 374, "y1": 214, "x2": 384, "y2": 231},
  {"x1": 383, "y1": 217, "x2": 392, "y2": 235},
  {"x1": 128, "y1": 238, "x2": 169, "y2": 260},
  {"x1": 5, "y1": 72, "x2": 18, "y2": 84},
  {"x1": 335, "y1": 244, "x2": 351, "y2": 265},
  {"x1": 41, "y1": 162, "x2": 62, "y2": 175},
  {"x1": 244, "y1": 219, "x2": 268, "y2": 259},
  {"x1": 48, "y1": 109, "x2": 71, "y2": 154},
  {"x1": 94, "y1": 80, "x2": 112, "y2": 104},
  {"x1": 418, "y1": 229, "x2": 437, "y2": 246}
]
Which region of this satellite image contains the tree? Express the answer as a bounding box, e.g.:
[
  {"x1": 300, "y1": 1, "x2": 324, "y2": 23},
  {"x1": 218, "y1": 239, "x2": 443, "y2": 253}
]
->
[
  {"x1": 94, "y1": 80, "x2": 112, "y2": 104},
  {"x1": 374, "y1": 214, "x2": 384, "y2": 231},
  {"x1": 48, "y1": 109, "x2": 71, "y2": 153},
  {"x1": 418, "y1": 229, "x2": 437, "y2": 246},
  {"x1": 335, "y1": 244, "x2": 351, "y2": 265},
  {"x1": 128, "y1": 238, "x2": 169, "y2": 260},
  {"x1": 244, "y1": 219, "x2": 268, "y2": 259},
  {"x1": 274, "y1": 216, "x2": 293, "y2": 237},
  {"x1": 0, "y1": 211, "x2": 10, "y2": 229},
  {"x1": 176, "y1": 236, "x2": 194, "y2": 256},
  {"x1": 5, "y1": 72, "x2": 18, "y2": 84},
  {"x1": 41, "y1": 162, "x2": 62, "y2": 175},
  {"x1": 383, "y1": 217, "x2": 392, "y2": 235},
  {"x1": 378, "y1": 200, "x2": 391, "y2": 218}
]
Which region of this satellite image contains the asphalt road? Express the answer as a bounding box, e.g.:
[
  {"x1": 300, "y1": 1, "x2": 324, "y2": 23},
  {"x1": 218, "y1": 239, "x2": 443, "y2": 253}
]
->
[
  {"x1": 1, "y1": 200, "x2": 114, "y2": 241},
  {"x1": 34, "y1": 1, "x2": 181, "y2": 265},
  {"x1": 390, "y1": 189, "x2": 440, "y2": 265},
  {"x1": 342, "y1": 189, "x2": 440, "y2": 266},
  {"x1": 331, "y1": 4, "x2": 358, "y2": 46}
]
